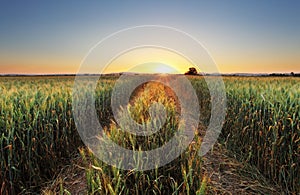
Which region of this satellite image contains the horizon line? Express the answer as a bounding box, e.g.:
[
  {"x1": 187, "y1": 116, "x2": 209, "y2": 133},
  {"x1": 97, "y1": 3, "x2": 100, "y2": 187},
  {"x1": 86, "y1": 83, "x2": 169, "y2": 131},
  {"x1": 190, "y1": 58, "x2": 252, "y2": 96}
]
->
[{"x1": 0, "y1": 71, "x2": 299, "y2": 77}]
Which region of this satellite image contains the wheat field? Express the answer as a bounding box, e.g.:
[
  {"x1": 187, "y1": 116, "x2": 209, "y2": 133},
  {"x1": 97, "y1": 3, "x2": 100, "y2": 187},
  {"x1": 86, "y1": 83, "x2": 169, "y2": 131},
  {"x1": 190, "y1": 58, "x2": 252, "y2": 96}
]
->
[{"x1": 0, "y1": 75, "x2": 299, "y2": 194}]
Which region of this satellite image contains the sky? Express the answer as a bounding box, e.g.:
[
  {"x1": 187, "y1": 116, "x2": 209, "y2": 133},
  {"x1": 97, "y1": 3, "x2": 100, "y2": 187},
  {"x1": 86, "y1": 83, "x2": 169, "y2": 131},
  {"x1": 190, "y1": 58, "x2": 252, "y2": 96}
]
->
[{"x1": 0, "y1": 1, "x2": 299, "y2": 74}]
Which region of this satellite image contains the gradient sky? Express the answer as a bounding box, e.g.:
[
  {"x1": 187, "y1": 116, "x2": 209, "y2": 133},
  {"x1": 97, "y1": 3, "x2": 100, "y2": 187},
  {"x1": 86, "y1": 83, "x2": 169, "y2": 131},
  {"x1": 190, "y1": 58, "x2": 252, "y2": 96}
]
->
[{"x1": 0, "y1": 1, "x2": 299, "y2": 74}]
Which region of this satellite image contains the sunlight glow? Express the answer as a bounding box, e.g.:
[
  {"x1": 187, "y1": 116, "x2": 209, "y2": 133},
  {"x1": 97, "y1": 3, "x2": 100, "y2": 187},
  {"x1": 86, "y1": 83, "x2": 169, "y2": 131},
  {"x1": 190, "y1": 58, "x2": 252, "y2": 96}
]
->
[
  {"x1": 154, "y1": 66, "x2": 174, "y2": 73},
  {"x1": 103, "y1": 47, "x2": 194, "y2": 74}
]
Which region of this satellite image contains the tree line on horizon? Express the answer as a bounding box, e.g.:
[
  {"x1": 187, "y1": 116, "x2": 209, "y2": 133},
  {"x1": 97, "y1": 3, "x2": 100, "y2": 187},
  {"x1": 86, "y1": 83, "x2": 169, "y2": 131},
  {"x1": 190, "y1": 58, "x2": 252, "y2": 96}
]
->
[{"x1": 185, "y1": 67, "x2": 300, "y2": 77}]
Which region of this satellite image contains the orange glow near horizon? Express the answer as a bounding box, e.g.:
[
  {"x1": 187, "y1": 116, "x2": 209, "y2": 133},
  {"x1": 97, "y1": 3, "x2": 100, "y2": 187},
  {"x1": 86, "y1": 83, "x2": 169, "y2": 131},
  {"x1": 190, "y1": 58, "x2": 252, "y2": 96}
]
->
[
  {"x1": 0, "y1": 48, "x2": 299, "y2": 74},
  {"x1": 102, "y1": 47, "x2": 195, "y2": 74},
  {"x1": 0, "y1": 55, "x2": 79, "y2": 74},
  {"x1": 1, "y1": 59, "x2": 299, "y2": 75},
  {"x1": 0, "y1": 47, "x2": 198, "y2": 74}
]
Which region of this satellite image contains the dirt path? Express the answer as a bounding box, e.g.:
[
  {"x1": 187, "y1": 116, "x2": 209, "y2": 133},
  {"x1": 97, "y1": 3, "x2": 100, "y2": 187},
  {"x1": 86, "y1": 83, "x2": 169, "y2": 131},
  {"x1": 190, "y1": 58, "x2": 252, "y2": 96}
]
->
[
  {"x1": 43, "y1": 142, "x2": 282, "y2": 195},
  {"x1": 201, "y1": 143, "x2": 282, "y2": 194}
]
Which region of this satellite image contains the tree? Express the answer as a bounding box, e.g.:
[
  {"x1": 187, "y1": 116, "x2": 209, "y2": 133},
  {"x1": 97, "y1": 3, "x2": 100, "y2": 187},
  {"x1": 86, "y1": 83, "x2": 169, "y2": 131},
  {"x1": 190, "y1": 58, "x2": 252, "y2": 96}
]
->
[{"x1": 184, "y1": 67, "x2": 198, "y2": 75}]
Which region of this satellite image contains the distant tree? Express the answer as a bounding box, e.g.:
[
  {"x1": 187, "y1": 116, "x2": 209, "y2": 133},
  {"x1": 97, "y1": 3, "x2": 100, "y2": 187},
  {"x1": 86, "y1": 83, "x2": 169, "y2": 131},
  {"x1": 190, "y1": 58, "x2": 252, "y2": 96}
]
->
[
  {"x1": 184, "y1": 67, "x2": 198, "y2": 75},
  {"x1": 291, "y1": 72, "x2": 294, "y2": 76}
]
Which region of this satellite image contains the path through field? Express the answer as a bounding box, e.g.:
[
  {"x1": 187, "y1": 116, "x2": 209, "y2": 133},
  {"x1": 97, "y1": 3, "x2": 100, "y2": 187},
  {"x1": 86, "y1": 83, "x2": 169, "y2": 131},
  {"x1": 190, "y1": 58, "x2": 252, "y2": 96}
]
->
[
  {"x1": 44, "y1": 79, "x2": 283, "y2": 194},
  {"x1": 43, "y1": 142, "x2": 282, "y2": 194}
]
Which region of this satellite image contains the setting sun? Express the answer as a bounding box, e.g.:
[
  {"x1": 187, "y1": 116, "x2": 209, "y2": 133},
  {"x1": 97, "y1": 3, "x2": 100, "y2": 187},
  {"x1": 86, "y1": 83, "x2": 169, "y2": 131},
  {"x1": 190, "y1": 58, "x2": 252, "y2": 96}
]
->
[
  {"x1": 154, "y1": 65, "x2": 175, "y2": 74},
  {"x1": 103, "y1": 47, "x2": 194, "y2": 74}
]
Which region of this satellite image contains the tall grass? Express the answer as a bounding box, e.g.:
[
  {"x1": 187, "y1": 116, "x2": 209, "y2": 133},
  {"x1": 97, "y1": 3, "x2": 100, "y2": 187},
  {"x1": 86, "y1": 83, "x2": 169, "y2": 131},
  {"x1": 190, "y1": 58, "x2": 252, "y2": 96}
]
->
[
  {"x1": 1, "y1": 75, "x2": 299, "y2": 194},
  {"x1": 0, "y1": 76, "x2": 115, "y2": 194},
  {"x1": 79, "y1": 81, "x2": 206, "y2": 194},
  {"x1": 221, "y1": 77, "x2": 300, "y2": 193}
]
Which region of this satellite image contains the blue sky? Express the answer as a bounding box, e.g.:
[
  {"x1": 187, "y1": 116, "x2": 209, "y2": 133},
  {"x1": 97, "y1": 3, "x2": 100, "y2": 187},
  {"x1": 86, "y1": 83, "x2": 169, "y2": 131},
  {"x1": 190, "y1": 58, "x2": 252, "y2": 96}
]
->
[{"x1": 0, "y1": 1, "x2": 299, "y2": 73}]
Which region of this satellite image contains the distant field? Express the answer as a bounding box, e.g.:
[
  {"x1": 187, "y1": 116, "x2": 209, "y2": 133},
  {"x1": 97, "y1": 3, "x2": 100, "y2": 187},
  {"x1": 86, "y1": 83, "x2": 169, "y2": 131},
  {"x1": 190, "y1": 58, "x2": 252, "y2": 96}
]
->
[{"x1": 0, "y1": 75, "x2": 299, "y2": 194}]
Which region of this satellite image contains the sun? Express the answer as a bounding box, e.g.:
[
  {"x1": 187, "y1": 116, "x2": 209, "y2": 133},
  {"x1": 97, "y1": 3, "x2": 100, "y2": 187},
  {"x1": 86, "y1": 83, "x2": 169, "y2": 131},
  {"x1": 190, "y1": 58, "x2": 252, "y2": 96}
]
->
[
  {"x1": 119, "y1": 62, "x2": 181, "y2": 74},
  {"x1": 154, "y1": 64, "x2": 177, "y2": 74},
  {"x1": 102, "y1": 47, "x2": 192, "y2": 74}
]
